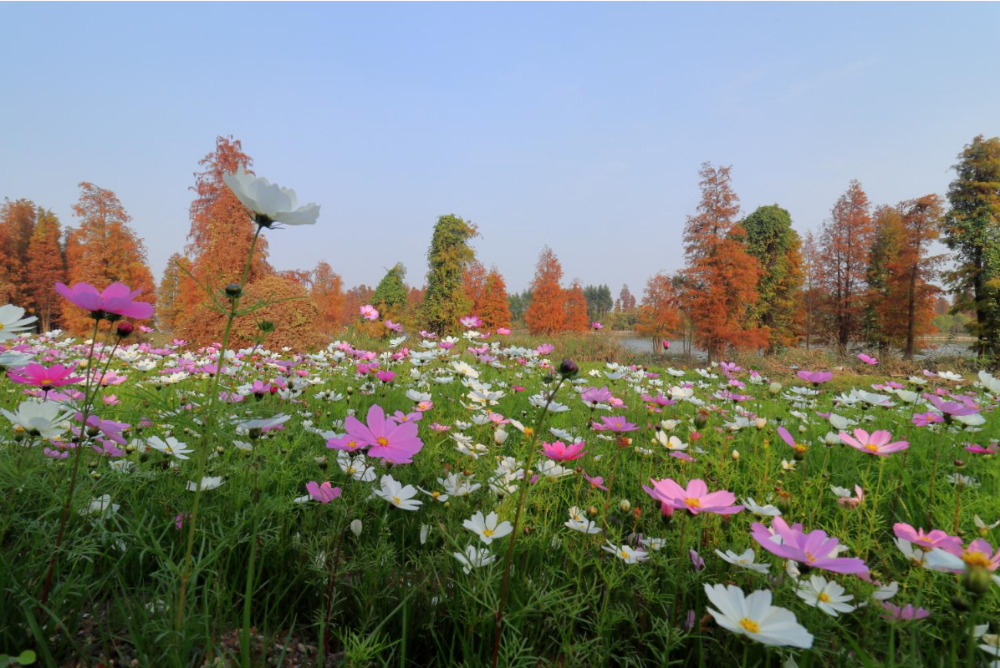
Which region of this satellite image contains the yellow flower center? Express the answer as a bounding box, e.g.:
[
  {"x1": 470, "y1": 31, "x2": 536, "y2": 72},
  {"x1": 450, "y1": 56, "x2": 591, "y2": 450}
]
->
[
  {"x1": 794, "y1": 444, "x2": 808, "y2": 453},
  {"x1": 392, "y1": 496, "x2": 401, "y2": 505},
  {"x1": 40, "y1": 379, "x2": 52, "y2": 385},
  {"x1": 685, "y1": 497, "x2": 701, "y2": 509},
  {"x1": 805, "y1": 551, "x2": 816, "y2": 563},
  {"x1": 432, "y1": 491, "x2": 441, "y2": 498},
  {"x1": 865, "y1": 443, "x2": 879, "y2": 452},
  {"x1": 619, "y1": 551, "x2": 630, "y2": 559},
  {"x1": 483, "y1": 529, "x2": 494, "y2": 537},
  {"x1": 376, "y1": 437, "x2": 390, "y2": 447},
  {"x1": 739, "y1": 618, "x2": 759, "y2": 633},
  {"x1": 347, "y1": 440, "x2": 358, "y2": 450},
  {"x1": 819, "y1": 592, "x2": 831, "y2": 603},
  {"x1": 963, "y1": 550, "x2": 992, "y2": 568}
]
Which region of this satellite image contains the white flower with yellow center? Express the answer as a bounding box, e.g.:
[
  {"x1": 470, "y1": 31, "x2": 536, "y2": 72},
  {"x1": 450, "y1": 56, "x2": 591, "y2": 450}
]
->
[
  {"x1": 223, "y1": 165, "x2": 320, "y2": 227},
  {"x1": 704, "y1": 584, "x2": 813, "y2": 648},
  {"x1": 373, "y1": 475, "x2": 421, "y2": 511},
  {"x1": 0, "y1": 304, "x2": 37, "y2": 341},
  {"x1": 463, "y1": 511, "x2": 512, "y2": 545},
  {"x1": 796, "y1": 575, "x2": 856, "y2": 616}
]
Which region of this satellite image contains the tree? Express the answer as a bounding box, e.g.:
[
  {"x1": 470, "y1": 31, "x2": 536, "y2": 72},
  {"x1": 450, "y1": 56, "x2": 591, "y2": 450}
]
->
[
  {"x1": 563, "y1": 281, "x2": 590, "y2": 331},
  {"x1": 157, "y1": 253, "x2": 184, "y2": 332},
  {"x1": 176, "y1": 136, "x2": 271, "y2": 338},
  {"x1": 636, "y1": 272, "x2": 681, "y2": 346},
  {"x1": 524, "y1": 246, "x2": 566, "y2": 335},
  {"x1": 0, "y1": 198, "x2": 37, "y2": 303},
  {"x1": 64, "y1": 182, "x2": 155, "y2": 334},
  {"x1": 422, "y1": 214, "x2": 478, "y2": 334},
  {"x1": 742, "y1": 205, "x2": 804, "y2": 351},
  {"x1": 941, "y1": 135, "x2": 1000, "y2": 356},
  {"x1": 818, "y1": 180, "x2": 876, "y2": 349},
  {"x1": 583, "y1": 284, "x2": 614, "y2": 322},
  {"x1": 508, "y1": 290, "x2": 532, "y2": 327},
  {"x1": 864, "y1": 206, "x2": 905, "y2": 353},
  {"x1": 462, "y1": 260, "x2": 488, "y2": 315},
  {"x1": 25, "y1": 208, "x2": 65, "y2": 331},
  {"x1": 681, "y1": 163, "x2": 765, "y2": 362},
  {"x1": 801, "y1": 232, "x2": 825, "y2": 350},
  {"x1": 480, "y1": 268, "x2": 511, "y2": 331},
  {"x1": 343, "y1": 285, "x2": 374, "y2": 324},
  {"x1": 309, "y1": 260, "x2": 346, "y2": 333},
  {"x1": 372, "y1": 263, "x2": 408, "y2": 312}
]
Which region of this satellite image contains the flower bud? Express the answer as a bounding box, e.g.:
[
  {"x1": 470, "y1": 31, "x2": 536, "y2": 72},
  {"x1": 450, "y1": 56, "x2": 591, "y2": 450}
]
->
[
  {"x1": 964, "y1": 567, "x2": 992, "y2": 597},
  {"x1": 116, "y1": 322, "x2": 135, "y2": 338},
  {"x1": 732, "y1": 449, "x2": 740, "y2": 461},
  {"x1": 588, "y1": 506, "x2": 598, "y2": 517},
  {"x1": 619, "y1": 499, "x2": 631, "y2": 513},
  {"x1": 768, "y1": 382, "x2": 782, "y2": 394},
  {"x1": 558, "y1": 359, "x2": 579, "y2": 379},
  {"x1": 224, "y1": 283, "x2": 242, "y2": 299},
  {"x1": 350, "y1": 519, "x2": 363, "y2": 537},
  {"x1": 694, "y1": 410, "x2": 709, "y2": 429}
]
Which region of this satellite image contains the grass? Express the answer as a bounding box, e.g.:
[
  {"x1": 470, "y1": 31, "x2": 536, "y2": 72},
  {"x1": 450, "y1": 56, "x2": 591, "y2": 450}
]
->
[{"x1": 1, "y1": 331, "x2": 999, "y2": 667}]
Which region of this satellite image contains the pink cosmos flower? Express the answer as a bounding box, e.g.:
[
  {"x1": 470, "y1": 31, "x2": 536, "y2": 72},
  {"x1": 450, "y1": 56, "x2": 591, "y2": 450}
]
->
[
  {"x1": 641, "y1": 393, "x2": 675, "y2": 408},
  {"x1": 102, "y1": 395, "x2": 120, "y2": 406},
  {"x1": 838, "y1": 429, "x2": 908, "y2": 456},
  {"x1": 415, "y1": 400, "x2": 434, "y2": 412},
  {"x1": 923, "y1": 394, "x2": 980, "y2": 418},
  {"x1": 751, "y1": 518, "x2": 868, "y2": 575},
  {"x1": 597, "y1": 416, "x2": 638, "y2": 433},
  {"x1": 591, "y1": 322, "x2": 603, "y2": 331},
  {"x1": 326, "y1": 433, "x2": 366, "y2": 453},
  {"x1": 389, "y1": 410, "x2": 422, "y2": 425},
  {"x1": 797, "y1": 370, "x2": 833, "y2": 385},
  {"x1": 55, "y1": 282, "x2": 154, "y2": 320},
  {"x1": 540, "y1": 440, "x2": 588, "y2": 461},
  {"x1": 689, "y1": 549, "x2": 705, "y2": 571},
  {"x1": 777, "y1": 426, "x2": 808, "y2": 456},
  {"x1": 459, "y1": 316, "x2": 482, "y2": 329},
  {"x1": 376, "y1": 370, "x2": 396, "y2": 384},
  {"x1": 644, "y1": 478, "x2": 744, "y2": 516},
  {"x1": 892, "y1": 523, "x2": 962, "y2": 555},
  {"x1": 428, "y1": 422, "x2": 450, "y2": 432},
  {"x1": 911, "y1": 411, "x2": 944, "y2": 427},
  {"x1": 857, "y1": 353, "x2": 878, "y2": 365},
  {"x1": 882, "y1": 602, "x2": 929, "y2": 621},
  {"x1": 836, "y1": 485, "x2": 864, "y2": 509},
  {"x1": 139, "y1": 325, "x2": 154, "y2": 333},
  {"x1": 344, "y1": 404, "x2": 424, "y2": 464},
  {"x1": 496, "y1": 327, "x2": 511, "y2": 336},
  {"x1": 965, "y1": 443, "x2": 1000, "y2": 455},
  {"x1": 8, "y1": 363, "x2": 83, "y2": 388},
  {"x1": 584, "y1": 474, "x2": 608, "y2": 491},
  {"x1": 385, "y1": 320, "x2": 403, "y2": 332},
  {"x1": 305, "y1": 481, "x2": 342, "y2": 504},
  {"x1": 661, "y1": 340, "x2": 670, "y2": 350},
  {"x1": 580, "y1": 386, "x2": 614, "y2": 405},
  {"x1": 359, "y1": 305, "x2": 379, "y2": 321},
  {"x1": 535, "y1": 344, "x2": 554, "y2": 355}
]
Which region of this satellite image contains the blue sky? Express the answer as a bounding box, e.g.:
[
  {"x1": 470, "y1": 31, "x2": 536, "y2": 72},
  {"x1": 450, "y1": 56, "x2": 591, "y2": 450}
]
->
[{"x1": 1, "y1": 3, "x2": 998, "y2": 295}]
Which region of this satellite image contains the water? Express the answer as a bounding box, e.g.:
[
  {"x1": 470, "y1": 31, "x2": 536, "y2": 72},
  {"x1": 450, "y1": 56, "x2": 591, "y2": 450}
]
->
[{"x1": 617, "y1": 337, "x2": 974, "y2": 360}]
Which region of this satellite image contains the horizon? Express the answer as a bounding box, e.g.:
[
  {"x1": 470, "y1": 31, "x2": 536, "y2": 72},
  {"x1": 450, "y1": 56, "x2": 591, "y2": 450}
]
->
[{"x1": 2, "y1": 2, "x2": 999, "y2": 293}]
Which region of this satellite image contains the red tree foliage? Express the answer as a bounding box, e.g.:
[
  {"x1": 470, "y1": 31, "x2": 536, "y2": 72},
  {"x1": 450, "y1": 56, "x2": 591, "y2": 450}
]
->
[
  {"x1": 818, "y1": 180, "x2": 875, "y2": 348},
  {"x1": 681, "y1": 163, "x2": 765, "y2": 362},
  {"x1": 64, "y1": 183, "x2": 155, "y2": 334},
  {"x1": 563, "y1": 281, "x2": 590, "y2": 332},
  {"x1": 0, "y1": 199, "x2": 38, "y2": 304},
  {"x1": 309, "y1": 260, "x2": 346, "y2": 333},
  {"x1": 524, "y1": 246, "x2": 566, "y2": 335},
  {"x1": 636, "y1": 273, "x2": 681, "y2": 344},
  {"x1": 480, "y1": 268, "x2": 511, "y2": 331},
  {"x1": 462, "y1": 260, "x2": 488, "y2": 314},
  {"x1": 26, "y1": 208, "x2": 66, "y2": 332}
]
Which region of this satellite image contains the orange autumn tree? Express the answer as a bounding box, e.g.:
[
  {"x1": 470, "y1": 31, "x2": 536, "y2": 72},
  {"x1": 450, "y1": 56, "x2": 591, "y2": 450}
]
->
[
  {"x1": 26, "y1": 208, "x2": 66, "y2": 332},
  {"x1": 462, "y1": 259, "x2": 488, "y2": 315},
  {"x1": 0, "y1": 198, "x2": 38, "y2": 304},
  {"x1": 818, "y1": 180, "x2": 875, "y2": 349},
  {"x1": 681, "y1": 163, "x2": 765, "y2": 362},
  {"x1": 563, "y1": 281, "x2": 590, "y2": 331},
  {"x1": 636, "y1": 272, "x2": 681, "y2": 347},
  {"x1": 156, "y1": 253, "x2": 185, "y2": 332},
  {"x1": 480, "y1": 267, "x2": 511, "y2": 331},
  {"x1": 524, "y1": 246, "x2": 566, "y2": 335},
  {"x1": 64, "y1": 183, "x2": 155, "y2": 334},
  {"x1": 309, "y1": 260, "x2": 346, "y2": 333}
]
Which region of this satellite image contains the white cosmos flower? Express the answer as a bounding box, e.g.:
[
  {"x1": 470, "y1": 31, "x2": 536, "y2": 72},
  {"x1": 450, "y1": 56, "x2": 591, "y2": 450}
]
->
[
  {"x1": 1, "y1": 401, "x2": 74, "y2": 439},
  {"x1": 602, "y1": 541, "x2": 648, "y2": 563},
  {"x1": 337, "y1": 451, "x2": 376, "y2": 482},
  {"x1": 0, "y1": 304, "x2": 37, "y2": 340},
  {"x1": 462, "y1": 511, "x2": 512, "y2": 545},
  {"x1": 704, "y1": 584, "x2": 814, "y2": 649},
  {"x1": 83, "y1": 494, "x2": 120, "y2": 517},
  {"x1": 373, "y1": 475, "x2": 422, "y2": 511},
  {"x1": 796, "y1": 575, "x2": 857, "y2": 616},
  {"x1": 223, "y1": 165, "x2": 320, "y2": 226},
  {"x1": 453, "y1": 545, "x2": 497, "y2": 574},
  {"x1": 715, "y1": 548, "x2": 770, "y2": 573},
  {"x1": 0, "y1": 349, "x2": 33, "y2": 368},
  {"x1": 145, "y1": 436, "x2": 193, "y2": 460},
  {"x1": 187, "y1": 476, "x2": 224, "y2": 492}
]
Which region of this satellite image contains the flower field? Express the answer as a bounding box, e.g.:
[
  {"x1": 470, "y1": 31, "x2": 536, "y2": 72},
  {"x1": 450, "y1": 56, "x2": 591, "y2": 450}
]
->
[{"x1": 3, "y1": 289, "x2": 1000, "y2": 666}]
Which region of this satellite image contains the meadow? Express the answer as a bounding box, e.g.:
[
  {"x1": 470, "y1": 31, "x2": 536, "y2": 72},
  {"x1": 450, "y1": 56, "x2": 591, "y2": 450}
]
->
[{"x1": 2, "y1": 300, "x2": 1000, "y2": 667}]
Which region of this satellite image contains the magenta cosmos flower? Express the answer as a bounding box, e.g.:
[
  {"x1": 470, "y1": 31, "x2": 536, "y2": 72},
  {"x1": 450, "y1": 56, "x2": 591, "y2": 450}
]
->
[
  {"x1": 305, "y1": 481, "x2": 342, "y2": 504},
  {"x1": 7, "y1": 363, "x2": 83, "y2": 388},
  {"x1": 540, "y1": 440, "x2": 588, "y2": 461},
  {"x1": 882, "y1": 602, "x2": 929, "y2": 621},
  {"x1": 857, "y1": 353, "x2": 878, "y2": 365},
  {"x1": 55, "y1": 282, "x2": 153, "y2": 320},
  {"x1": 751, "y1": 518, "x2": 868, "y2": 575},
  {"x1": 459, "y1": 315, "x2": 482, "y2": 329},
  {"x1": 838, "y1": 429, "x2": 908, "y2": 456},
  {"x1": 892, "y1": 523, "x2": 962, "y2": 555},
  {"x1": 343, "y1": 404, "x2": 424, "y2": 464},
  {"x1": 359, "y1": 305, "x2": 379, "y2": 321},
  {"x1": 777, "y1": 426, "x2": 809, "y2": 457},
  {"x1": 923, "y1": 394, "x2": 980, "y2": 418},
  {"x1": 797, "y1": 370, "x2": 833, "y2": 385},
  {"x1": 644, "y1": 478, "x2": 743, "y2": 516},
  {"x1": 597, "y1": 416, "x2": 639, "y2": 433}
]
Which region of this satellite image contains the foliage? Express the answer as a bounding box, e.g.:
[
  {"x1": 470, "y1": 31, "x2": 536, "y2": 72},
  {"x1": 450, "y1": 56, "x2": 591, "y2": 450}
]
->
[
  {"x1": 524, "y1": 246, "x2": 566, "y2": 335},
  {"x1": 308, "y1": 260, "x2": 346, "y2": 334},
  {"x1": 25, "y1": 209, "x2": 65, "y2": 332},
  {"x1": 941, "y1": 135, "x2": 1000, "y2": 356},
  {"x1": 0, "y1": 199, "x2": 37, "y2": 305},
  {"x1": 742, "y1": 204, "x2": 804, "y2": 351},
  {"x1": 422, "y1": 214, "x2": 478, "y2": 334},
  {"x1": 583, "y1": 284, "x2": 614, "y2": 322},
  {"x1": 681, "y1": 163, "x2": 765, "y2": 362},
  {"x1": 635, "y1": 272, "x2": 680, "y2": 343},
  {"x1": 480, "y1": 268, "x2": 511, "y2": 331},
  {"x1": 562, "y1": 281, "x2": 590, "y2": 332},
  {"x1": 371, "y1": 263, "x2": 409, "y2": 314},
  {"x1": 156, "y1": 253, "x2": 184, "y2": 332}
]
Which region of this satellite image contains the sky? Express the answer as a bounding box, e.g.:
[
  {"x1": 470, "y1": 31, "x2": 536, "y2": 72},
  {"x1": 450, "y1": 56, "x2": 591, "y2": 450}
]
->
[{"x1": 2, "y1": 3, "x2": 999, "y2": 296}]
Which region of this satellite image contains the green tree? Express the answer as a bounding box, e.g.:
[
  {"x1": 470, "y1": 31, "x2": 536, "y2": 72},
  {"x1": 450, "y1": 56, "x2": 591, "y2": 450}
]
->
[
  {"x1": 508, "y1": 290, "x2": 532, "y2": 326},
  {"x1": 372, "y1": 262, "x2": 409, "y2": 312},
  {"x1": 742, "y1": 205, "x2": 804, "y2": 351},
  {"x1": 941, "y1": 135, "x2": 1000, "y2": 356},
  {"x1": 422, "y1": 214, "x2": 478, "y2": 334}
]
